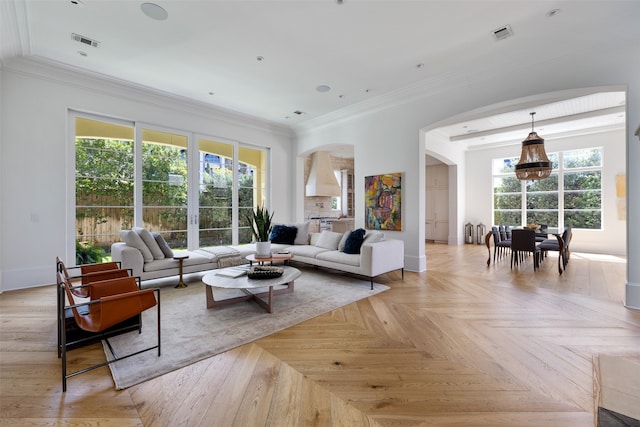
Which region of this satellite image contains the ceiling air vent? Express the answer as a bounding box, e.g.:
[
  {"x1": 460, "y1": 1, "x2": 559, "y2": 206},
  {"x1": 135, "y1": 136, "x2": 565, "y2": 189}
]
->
[
  {"x1": 71, "y1": 33, "x2": 100, "y2": 48},
  {"x1": 492, "y1": 25, "x2": 513, "y2": 41}
]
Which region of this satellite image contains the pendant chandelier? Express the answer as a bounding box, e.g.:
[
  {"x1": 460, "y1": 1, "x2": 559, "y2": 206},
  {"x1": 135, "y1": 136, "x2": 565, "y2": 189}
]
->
[{"x1": 515, "y1": 112, "x2": 552, "y2": 180}]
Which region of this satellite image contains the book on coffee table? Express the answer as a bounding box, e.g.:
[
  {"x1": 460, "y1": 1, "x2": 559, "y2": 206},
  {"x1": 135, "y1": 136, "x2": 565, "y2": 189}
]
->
[{"x1": 216, "y1": 266, "x2": 249, "y2": 278}]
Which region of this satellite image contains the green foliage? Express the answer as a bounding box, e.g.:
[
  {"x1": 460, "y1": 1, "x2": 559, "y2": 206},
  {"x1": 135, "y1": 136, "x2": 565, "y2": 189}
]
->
[
  {"x1": 494, "y1": 211, "x2": 521, "y2": 226},
  {"x1": 563, "y1": 148, "x2": 602, "y2": 168},
  {"x1": 246, "y1": 205, "x2": 274, "y2": 242},
  {"x1": 75, "y1": 240, "x2": 106, "y2": 265}
]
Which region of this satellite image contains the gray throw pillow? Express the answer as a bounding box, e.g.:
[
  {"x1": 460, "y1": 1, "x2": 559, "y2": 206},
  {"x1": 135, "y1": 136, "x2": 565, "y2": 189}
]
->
[
  {"x1": 120, "y1": 229, "x2": 154, "y2": 262},
  {"x1": 152, "y1": 232, "x2": 174, "y2": 258},
  {"x1": 134, "y1": 226, "x2": 165, "y2": 260}
]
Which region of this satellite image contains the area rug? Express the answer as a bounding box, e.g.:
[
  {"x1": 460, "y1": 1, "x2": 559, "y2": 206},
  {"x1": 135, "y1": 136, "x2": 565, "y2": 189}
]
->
[{"x1": 103, "y1": 268, "x2": 389, "y2": 389}]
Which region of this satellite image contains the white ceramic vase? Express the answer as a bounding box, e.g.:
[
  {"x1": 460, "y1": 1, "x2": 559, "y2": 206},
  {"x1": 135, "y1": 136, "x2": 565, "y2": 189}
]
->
[{"x1": 255, "y1": 241, "x2": 272, "y2": 258}]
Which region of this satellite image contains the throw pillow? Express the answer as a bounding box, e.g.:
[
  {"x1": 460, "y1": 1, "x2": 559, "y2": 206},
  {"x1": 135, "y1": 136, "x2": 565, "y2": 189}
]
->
[
  {"x1": 314, "y1": 230, "x2": 344, "y2": 250},
  {"x1": 363, "y1": 230, "x2": 385, "y2": 246},
  {"x1": 134, "y1": 226, "x2": 165, "y2": 260},
  {"x1": 338, "y1": 231, "x2": 350, "y2": 252},
  {"x1": 152, "y1": 232, "x2": 174, "y2": 258},
  {"x1": 292, "y1": 221, "x2": 310, "y2": 245},
  {"x1": 270, "y1": 225, "x2": 297, "y2": 245},
  {"x1": 120, "y1": 229, "x2": 154, "y2": 262},
  {"x1": 343, "y1": 228, "x2": 366, "y2": 254}
]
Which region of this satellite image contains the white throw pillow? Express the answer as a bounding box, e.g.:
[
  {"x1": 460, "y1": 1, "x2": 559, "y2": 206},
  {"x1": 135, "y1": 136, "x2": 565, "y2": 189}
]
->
[
  {"x1": 338, "y1": 231, "x2": 350, "y2": 252},
  {"x1": 363, "y1": 231, "x2": 385, "y2": 245},
  {"x1": 120, "y1": 229, "x2": 154, "y2": 262},
  {"x1": 315, "y1": 230, "x2": 344, "y2": 250},
  {"x1": 134, "y1": 227, "x2": 165, "y2": 260},
  {"x1": 292, "y1": 221, "x2": 311, "y2": 245}
]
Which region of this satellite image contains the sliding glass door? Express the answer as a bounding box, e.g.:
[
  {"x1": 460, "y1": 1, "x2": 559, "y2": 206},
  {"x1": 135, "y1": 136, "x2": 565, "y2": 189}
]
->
[
  {"x1": 139, "y1": 126, "x2": 190, "y2": 250},
  {"x1": 72, "y1": 112, "x2": 270, "y2": 263},
  {"x1": 197, "y1": 138, "x2": 268, "y2": 247}
]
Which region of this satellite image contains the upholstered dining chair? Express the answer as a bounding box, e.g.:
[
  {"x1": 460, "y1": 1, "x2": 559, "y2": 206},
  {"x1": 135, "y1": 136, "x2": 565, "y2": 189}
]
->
[
  {"x1": 510, "y1": 229, "x2": 542, "y2": 271},
  {"x1": 57, "y1": 270, "x2": 161, "y2": 391},
  {"x1": 538, "y1": 226, "x2": 572, "y2": 274},
  {"x1": 486, "y1": 226, "x2": 512, "y2": 266}
]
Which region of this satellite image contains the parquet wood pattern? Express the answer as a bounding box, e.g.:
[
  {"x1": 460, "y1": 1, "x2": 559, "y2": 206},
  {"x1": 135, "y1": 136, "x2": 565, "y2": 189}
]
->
[{"x1": 1, "y1": 243, "x2": 637, "y2": 426}]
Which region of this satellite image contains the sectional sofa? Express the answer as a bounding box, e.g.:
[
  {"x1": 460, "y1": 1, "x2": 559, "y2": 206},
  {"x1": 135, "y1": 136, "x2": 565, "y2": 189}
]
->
[{"x1": 111, "y1": 225, "x2": 404, "y2": 289}]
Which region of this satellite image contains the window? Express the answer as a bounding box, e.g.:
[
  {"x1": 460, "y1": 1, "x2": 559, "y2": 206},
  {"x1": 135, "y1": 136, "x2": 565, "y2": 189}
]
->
[
  {"x1": 493, "y1": 148, "x2": 602, "y2": 230},
  {"x1": 331, "y1": 170, "x2": 342, "y2": 211},
  {"x1": 75, "y1": 117, "x2": 134, "y2": 259},
  {"x1": 73, "y1": 113, "x2": 270, "y2": 263}
]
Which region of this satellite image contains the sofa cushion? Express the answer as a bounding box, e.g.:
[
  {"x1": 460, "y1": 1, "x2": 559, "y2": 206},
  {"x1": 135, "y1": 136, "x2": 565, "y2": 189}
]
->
[
  {"x1": 270, "y1": 224, "x2": 297, "y2": 245},
  {"x1": 120, "y1": 229, "x2": 154, "y2": 263},
  {"x1": 343, "y1": 228, "x2": 366, "y2": 254},
  {"x1": 292, "y1": 221, "x2": 311, "y2": 245},
  {"x1": 287, "y1": 244, "x2": 331, "y2": 258},
  {"x1": 134, "y1": 227, "x2": 165, "y2": 260},
  {"x1": 152, "y1": 232, "x2": 174, "y2": 258},
  {"x1": 315, "y1": 230, "x2": 344, "y2": 250},
  {"x1": 316, "y1": 250, "x2": 361, "y2": 267},
  {"x1": 338, "y1": 231, "x2": 350, "y2": 252},
  {"x1": 363, "y1": 230, "x2": 385, "y2": 245}
]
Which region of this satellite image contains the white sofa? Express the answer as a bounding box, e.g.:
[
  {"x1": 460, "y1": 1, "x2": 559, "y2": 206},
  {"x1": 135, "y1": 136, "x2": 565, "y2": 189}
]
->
[{"x1": 111, "y1": 227, "x2": 404, "y2": 289}]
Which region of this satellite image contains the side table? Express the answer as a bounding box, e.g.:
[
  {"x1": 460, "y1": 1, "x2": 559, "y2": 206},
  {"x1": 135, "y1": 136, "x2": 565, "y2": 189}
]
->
[{"x1": 174, "y1": 254, "x2": 189, "y2": 288}]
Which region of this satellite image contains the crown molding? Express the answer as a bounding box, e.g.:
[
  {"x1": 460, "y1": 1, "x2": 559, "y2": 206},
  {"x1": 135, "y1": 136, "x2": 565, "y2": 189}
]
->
[{"x1": 2, "y1": 56, "x2": 294, "y2": 138}]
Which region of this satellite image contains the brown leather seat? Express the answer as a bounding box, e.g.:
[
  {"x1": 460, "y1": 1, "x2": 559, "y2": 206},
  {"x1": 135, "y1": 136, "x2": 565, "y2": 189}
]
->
[{"x1": 57, "y1": 266, "x2": 161, "y2": 392}]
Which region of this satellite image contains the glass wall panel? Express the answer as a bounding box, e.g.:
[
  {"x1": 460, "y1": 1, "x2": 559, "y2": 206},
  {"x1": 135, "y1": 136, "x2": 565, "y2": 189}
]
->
[
  {"x1": 141, "y1": 129, "x2": 189, "y2": 250},
  {"x1": 238, "y1": 146, "x2": 267, "y2": 244},
  {"x1": 198, "y1": 139, "x2": 234, "y2": 246},
  {"x1": 75, "y1": 117, "x2": 134, "y2": 262}
]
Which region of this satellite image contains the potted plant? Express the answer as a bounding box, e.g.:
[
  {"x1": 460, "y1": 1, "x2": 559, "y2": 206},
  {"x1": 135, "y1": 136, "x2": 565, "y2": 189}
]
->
[{"x1": 247, "y1": 205, "x2": 274, "y2": 257}]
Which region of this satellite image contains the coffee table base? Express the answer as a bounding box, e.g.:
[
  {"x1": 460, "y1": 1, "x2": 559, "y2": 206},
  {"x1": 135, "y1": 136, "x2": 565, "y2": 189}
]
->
[{"x1": 205, "y1": 281, "x2": 295, "y2": 313}]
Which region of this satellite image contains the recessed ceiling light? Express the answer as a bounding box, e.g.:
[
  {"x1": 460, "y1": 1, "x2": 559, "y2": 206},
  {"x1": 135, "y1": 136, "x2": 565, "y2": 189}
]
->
[
  {"x1": 416, "y1": 63, "x2": 425, "y2": 69},
  {"x1": 316, "y1": 85, "x2": 331, "y2": 93},
  {"x1": 339, "y1": 94, "x2": 345, "y2": 99},
  {"x1": 70, "y1": 0, "x2": 83, "y2": 6},
  {"x1": 208, "y1": 91, "x2": 214, "y2": 96},
  {"x1": 141, "y1": 3, "x2": 168, "y2": 20},
  {"x1": 546, "y1": 9, "x2": 561, "y2": 18},
  {"x1": 293, "y1": 110, "x2": 306, "y2": 115},
  {"x1": 257, "y1": 56, "x2": 265, "y2": 62},
  {"x1": 77, "y1": 51, "x2": 87, "y2": 57}
]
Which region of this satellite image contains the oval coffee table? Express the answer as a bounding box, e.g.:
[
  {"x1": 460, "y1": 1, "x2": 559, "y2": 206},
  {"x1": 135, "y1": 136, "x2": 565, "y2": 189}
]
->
[{"x1": 202, "y1": 266, "x2": 301, "y2": 313}]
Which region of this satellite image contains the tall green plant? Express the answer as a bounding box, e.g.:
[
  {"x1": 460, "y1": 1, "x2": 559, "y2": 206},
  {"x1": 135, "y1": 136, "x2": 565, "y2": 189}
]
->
[{"x1": 246, "y1": 205, "x2": 274, "y2": 242}]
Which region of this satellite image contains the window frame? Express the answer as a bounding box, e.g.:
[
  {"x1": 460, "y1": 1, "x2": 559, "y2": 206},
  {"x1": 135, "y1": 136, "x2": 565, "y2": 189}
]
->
[{"x1": 492, "y1": 147, "x2": 603, "y2": 231}]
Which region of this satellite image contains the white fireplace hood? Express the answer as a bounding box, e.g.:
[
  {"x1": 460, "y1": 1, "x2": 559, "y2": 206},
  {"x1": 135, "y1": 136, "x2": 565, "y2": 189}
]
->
[{"x1": 305, "y1": 151, "x2": 341, "y2": 197}]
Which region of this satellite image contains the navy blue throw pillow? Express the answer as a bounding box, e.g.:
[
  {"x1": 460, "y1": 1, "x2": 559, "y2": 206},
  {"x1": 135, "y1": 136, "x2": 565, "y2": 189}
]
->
[
  {"x1": 270, "y1": 225, "x2": 297, "y2": 245},
  {"x1": 343, "y1": 228, "x2": 366, "y2": 254}
]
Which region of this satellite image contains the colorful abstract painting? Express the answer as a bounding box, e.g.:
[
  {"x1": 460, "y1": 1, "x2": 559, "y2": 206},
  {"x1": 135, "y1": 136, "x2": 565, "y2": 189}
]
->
[{"x1": 365, "y1": 172, "x2": 402, "y2": 231}]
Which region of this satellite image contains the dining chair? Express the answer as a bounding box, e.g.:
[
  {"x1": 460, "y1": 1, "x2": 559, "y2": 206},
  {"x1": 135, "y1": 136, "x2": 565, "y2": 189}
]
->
[
  {"x1": 510, "y1": 229, "x2": 542, "y2": 271},
  {"x1": 489, "y1": 226, "x2": 511, "y2": 264},
  {"x1": 538, "y1": 226, "x2": 572, "y2": 274}
]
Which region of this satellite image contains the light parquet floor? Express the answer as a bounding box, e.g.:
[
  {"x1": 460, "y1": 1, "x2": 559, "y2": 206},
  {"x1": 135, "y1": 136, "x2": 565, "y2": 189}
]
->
[{"x1": 1, "y1": 243, "x2": 638, "y2": 426}]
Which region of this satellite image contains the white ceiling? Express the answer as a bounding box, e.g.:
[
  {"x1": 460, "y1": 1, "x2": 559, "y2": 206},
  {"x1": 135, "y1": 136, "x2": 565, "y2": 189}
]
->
[{"x1": 1, "y1": 0, "x2": 636, "y2": 150}]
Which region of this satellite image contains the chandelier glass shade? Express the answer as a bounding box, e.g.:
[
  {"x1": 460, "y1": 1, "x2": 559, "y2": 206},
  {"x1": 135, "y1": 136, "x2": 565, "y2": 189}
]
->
[{"x1": 515, "y1": 112, "x2": 552, "y2": 180}]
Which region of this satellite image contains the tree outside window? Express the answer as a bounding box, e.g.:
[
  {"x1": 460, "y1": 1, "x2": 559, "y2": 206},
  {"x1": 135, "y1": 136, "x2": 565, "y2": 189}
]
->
[{"x1": 492, "y1": 148, "x2": 602, "y2": 230}]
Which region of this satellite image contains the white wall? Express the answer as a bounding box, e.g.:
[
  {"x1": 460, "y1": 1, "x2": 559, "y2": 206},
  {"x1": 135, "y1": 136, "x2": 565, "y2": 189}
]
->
[
  {"x1": 464, "y1": 129, "x2": 626, "y2": 255},
  {"x1": 0, "y1": 58, "x2": 294, "y2": 291},
  {"x1": 295, "y1": 36, "x2": 640, "y2": 283}
]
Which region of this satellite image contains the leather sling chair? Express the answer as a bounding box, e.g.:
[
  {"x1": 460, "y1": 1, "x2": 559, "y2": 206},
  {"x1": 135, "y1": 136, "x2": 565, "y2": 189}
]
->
[
  {"x1": 57, "y1": 271, "x2": 160, "y2": 391},
  {"x1": 56, "y1": 257, "x2": 136, "y2": 355}
]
